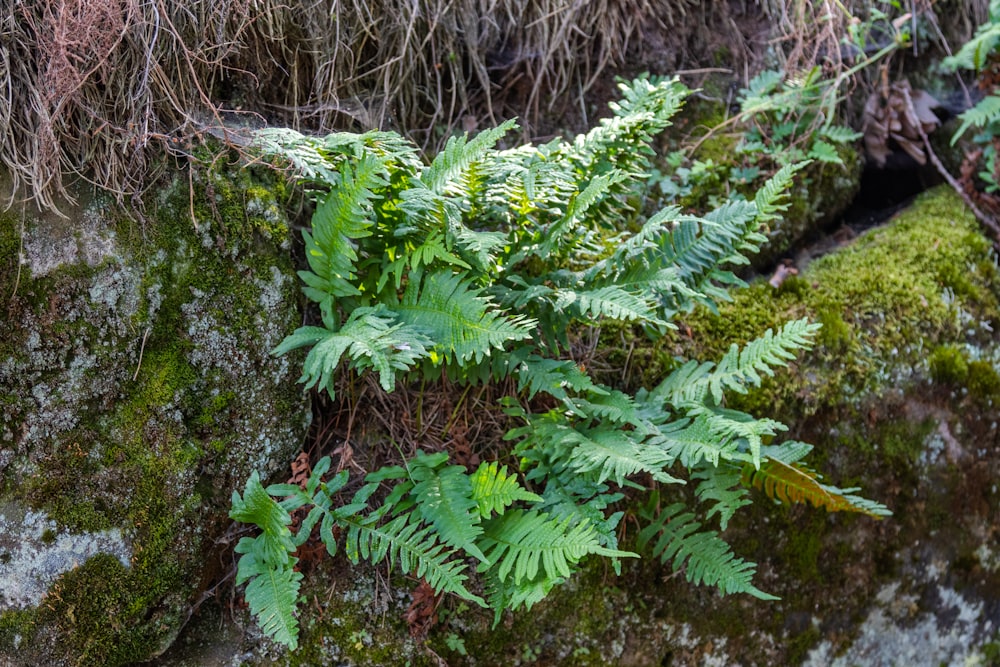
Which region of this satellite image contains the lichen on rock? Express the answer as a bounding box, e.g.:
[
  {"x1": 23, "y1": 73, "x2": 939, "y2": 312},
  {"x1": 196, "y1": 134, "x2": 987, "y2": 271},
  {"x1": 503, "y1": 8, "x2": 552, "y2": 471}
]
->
[{"x1": 0, "y1": 159, "x2": 308, "y2": 666}]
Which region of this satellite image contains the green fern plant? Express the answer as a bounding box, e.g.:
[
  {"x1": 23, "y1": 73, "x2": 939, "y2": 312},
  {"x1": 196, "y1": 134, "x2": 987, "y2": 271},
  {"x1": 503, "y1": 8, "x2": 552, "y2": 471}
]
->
[{"x1": 232, "y1": 75, "x2": 890, "y2": 649}]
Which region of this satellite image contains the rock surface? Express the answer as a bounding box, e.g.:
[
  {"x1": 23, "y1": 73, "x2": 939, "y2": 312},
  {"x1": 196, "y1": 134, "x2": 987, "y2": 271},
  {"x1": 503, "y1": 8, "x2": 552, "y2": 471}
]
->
[{"x1": 0, "y1": 165, "x2": 308, "y2": 666}]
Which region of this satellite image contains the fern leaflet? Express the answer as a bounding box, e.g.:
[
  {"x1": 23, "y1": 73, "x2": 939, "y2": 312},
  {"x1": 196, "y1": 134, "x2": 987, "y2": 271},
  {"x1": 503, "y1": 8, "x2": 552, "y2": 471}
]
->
[
  {"x1": 470, "y1": 461, "x2": 543, "y2": 517},
  {"x1": 479, "y1": 510, "x2": 636, "y2": 584},
  {"x1": 394, "y1": 270, "x2": 535, "y2": 364}
]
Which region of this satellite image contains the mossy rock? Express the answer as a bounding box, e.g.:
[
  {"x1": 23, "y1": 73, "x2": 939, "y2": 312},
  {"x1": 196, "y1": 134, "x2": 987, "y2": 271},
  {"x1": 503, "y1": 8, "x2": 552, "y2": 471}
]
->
[{"x1": 0, "y1": 161, "x2": 308, "y2": 666}]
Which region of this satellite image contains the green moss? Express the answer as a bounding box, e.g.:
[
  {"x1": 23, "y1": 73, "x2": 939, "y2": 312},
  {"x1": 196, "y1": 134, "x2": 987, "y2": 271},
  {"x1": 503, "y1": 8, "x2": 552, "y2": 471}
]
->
[
  {"x1": 786, "y1": 625, "x2": 822, "y2": 664},
  {"x1": 674, "y1": 186, "x2": 1000, "y2": 422},
  {"x1": 929, "y1": 345, "x2": 969, "y2": 385},
  {"x1": 816, "y1": 307, "x2": 851, "y2": 353},
  {"x1": 0, "y1": 609, "x2": 37, "y2": 651},
  {"x1": 967, "y1": 360, "x2": 1000, "y2": 403},
  {"x1": 36, "y1": 553, "x2": 176, "y2": 665}
]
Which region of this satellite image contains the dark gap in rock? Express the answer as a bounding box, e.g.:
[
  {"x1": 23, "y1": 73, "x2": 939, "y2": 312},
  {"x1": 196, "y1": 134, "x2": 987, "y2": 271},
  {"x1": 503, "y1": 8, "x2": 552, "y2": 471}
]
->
[
  {"x1": 761, "y1": 156, "x2": 946, "y2": 280},
  {"x1": 841, "y1": 158, "x2": 944, "y2": 233}
]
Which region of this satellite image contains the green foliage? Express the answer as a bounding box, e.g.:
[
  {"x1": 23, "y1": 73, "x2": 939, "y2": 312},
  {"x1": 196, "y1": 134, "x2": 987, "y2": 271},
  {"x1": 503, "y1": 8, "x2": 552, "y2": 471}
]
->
[
  {"x1": 736, "y1": 67, "x2": 864, "y2": 168},
  {"x1": 232, "y1": 75, "x2": 889, "y2": 649},
  {"x1": 944, "y1": 3, "x2": 1000, "y2": 193}
]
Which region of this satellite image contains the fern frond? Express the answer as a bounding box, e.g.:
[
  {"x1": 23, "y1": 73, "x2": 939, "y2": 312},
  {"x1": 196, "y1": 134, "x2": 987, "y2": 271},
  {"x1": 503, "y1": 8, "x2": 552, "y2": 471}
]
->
[
  {"x1": 943, "y1": 16, "x2": 1000, "y2": 72},
  {"x1": 554, "y1": 285, "x2": 667, "y2": 326},
  {"x1": 537, "y1": 172, "x2": 621, "y2": 258},
  {"x1": 482, "y1": 567, "x2": 560, "y2": 624},
  {"x1": 572, "y1": 76, "x2": 688, "y2": 180},
  {"x1": 341, "y1": 511, "x2": 485, "y2": 606},
  {"x1": 696, "y1": 404, "x2": 786, "y2": 468},
  {"x1": 637, "y1": 500, "x2": 777, "y2": 599},
  {"x1": 692, "y1": 463, "x2": 752, "y2": 531},
  {"x1": 533, "y1": 473, "x2": 624, "y2": 550},
  {"x1": 230, "y1": 473, "x2": 302, "y2": 649},
  {"x1": 470, "y1": 461, "x2": 543, "y2": 518},
  {"x1": 478, "y1": 510, "x2": 636, "y2": 584},
  {"x1": 421, "y1": 119, "x2": 518, "y2": 195},
  {"x1": 394, "y1": 271, "x2": 535, "y2": 364},
  {"x1": 300, "y1": 153, "x2": 389, "y2": 300},
  {"x1": 753, "y1": 162, "x2": 805, "y2": 224},
  {"x1": 808, "y1": 140, "x2": 842, "y2": 164},
  {"x1": 742, "y1": 457, "x2": 891, "y2": 517},
  {"x1": 656, "y1": 200, "x2": 766, "y2": 313},
  {"x1": 515, "y1": 355, "x2": 607, "y2": 402},
  {"x1": 273, "y1": 306, "x2": 432, "y2": 398},
  {"x1": 564, "y1": 425, "x2": 680, "y2": 486},
  {"x1": 570, "y1": 389, "x2": 646, "y2": 428},
  {"x1": 409, "y1": 451, "x2": 487, "y2": 561},
  {"x1": 651, "y1": 414, "x2": 751, "y2": 467},
  {"x1": 740, "y1": 70, "x2": 784, "y2": 113},
  {"x1": 229, "y1": 472, "x2": 296, "y2": 566},
  {"x1": 819, "y1": 125, "x2": 863, "y2": 143},
  {"x1": 952, "y1": 94, "x2": 1000, "y2": 143},
  {"x1": 234, "y1": 546, "x2": 303, "y2": 650},
  {"x1": 654, "y1": 318, "x2": 820, "y2": 406}
]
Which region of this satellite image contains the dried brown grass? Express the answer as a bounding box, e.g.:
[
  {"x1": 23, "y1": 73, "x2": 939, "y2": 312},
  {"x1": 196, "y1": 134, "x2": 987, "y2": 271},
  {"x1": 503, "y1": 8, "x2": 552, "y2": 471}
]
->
[
  {"x1": 3, "y1": 0, "x2": 705, "y2": 210},
  {"x1": 2, "y1": 0, "x2": 988, "y2": 211}
]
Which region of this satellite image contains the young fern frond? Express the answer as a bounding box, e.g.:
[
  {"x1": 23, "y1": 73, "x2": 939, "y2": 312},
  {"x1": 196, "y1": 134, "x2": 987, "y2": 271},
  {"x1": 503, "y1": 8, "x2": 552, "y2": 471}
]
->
[
  {"x1": 569, "y1": 389, "x2": 646, "y2": 428},
  {"x1": 514, "y1": 355, "x2": 608, "y2": 402},
  {"x1": 637, "y1": 498, "x2": 777, "y2": 600}
]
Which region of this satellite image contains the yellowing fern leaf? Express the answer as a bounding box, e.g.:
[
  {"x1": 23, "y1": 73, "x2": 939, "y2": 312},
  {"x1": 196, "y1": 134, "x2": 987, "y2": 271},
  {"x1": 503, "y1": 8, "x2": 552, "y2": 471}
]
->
[{"x1": 742, "y1": 458, "x2": 890, "y2": 518}]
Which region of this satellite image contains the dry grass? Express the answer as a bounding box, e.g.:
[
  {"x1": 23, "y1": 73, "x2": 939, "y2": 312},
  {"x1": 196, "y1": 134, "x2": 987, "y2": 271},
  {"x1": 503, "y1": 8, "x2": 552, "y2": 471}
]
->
[
  {"x1": 1, "y1": 0, "x2": 989, "y2": 211},
  {"x1": 2, "y1": 0, "x2": 703, "y2": 211}
]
